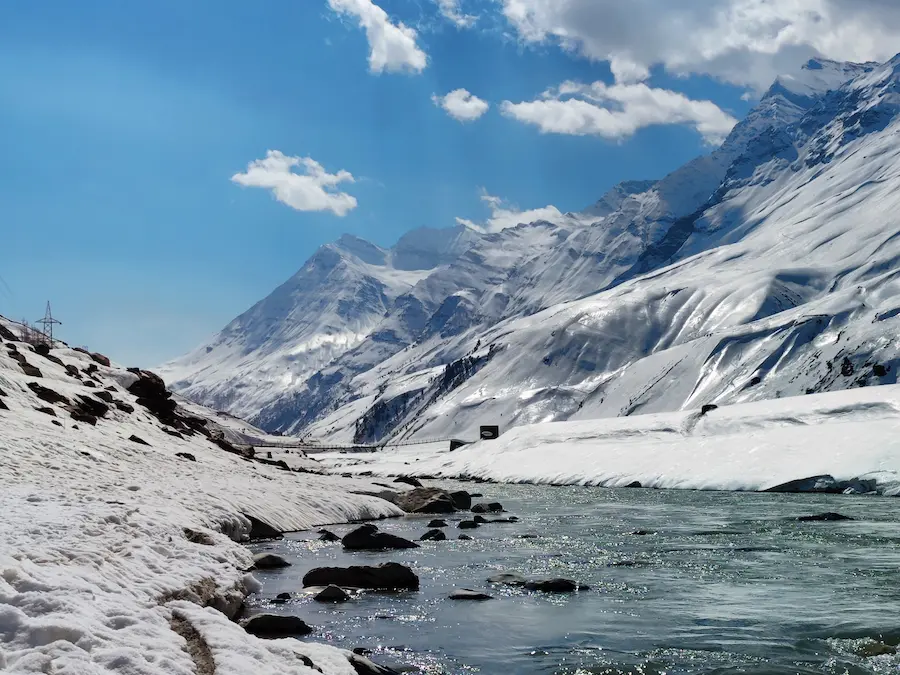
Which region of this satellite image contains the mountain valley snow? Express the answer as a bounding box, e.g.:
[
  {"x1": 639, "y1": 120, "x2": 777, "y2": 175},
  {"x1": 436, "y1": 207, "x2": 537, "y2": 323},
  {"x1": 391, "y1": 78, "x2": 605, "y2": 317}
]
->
[{"x1": 163, "y1": 56, "x2": 900, "y2": 446}]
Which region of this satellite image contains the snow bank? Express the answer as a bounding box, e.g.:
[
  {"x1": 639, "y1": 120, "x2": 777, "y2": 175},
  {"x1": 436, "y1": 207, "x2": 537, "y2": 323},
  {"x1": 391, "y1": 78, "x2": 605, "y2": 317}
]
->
[
  {"x1": 322, "y1": 385, "x2": 900, "y2": 493},
  {"x1": 0, "y1": 334, "x2": 402, "y2": 674}
]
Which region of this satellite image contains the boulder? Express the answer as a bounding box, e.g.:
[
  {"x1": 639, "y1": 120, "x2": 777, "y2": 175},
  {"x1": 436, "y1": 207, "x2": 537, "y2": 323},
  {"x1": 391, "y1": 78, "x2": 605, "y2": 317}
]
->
[
  {"x1": 116, "y1": 401, "x2": 135, "y2": 413},
  {"x1": 393, "y1": 476, "x2": 422, "y2": 488},
  {"x1": 458, "y1": 534, "x2": 473, "y2": 541},
  {"x1": 458, "y1": 520, "x2": 480, "y2": 529},
  {"x1": 303, "y1": 563, "x2": 419, "y2": 591},
  {"x1": 70, "y1": 411, "x2": 97, "y2": 426},
  {"x1": 427, "y1": 519, "x2": 448, "y2": 528},
  {"x1": 252, "y1": 553, "x2": 291, "y2": 569},
  {"x1": 314, "y1": 585, "x2": 350, "y2": 603},
  {"x1": 90, "y1": 352, "x2": 111, "y2": 367},
  {"x1": 0, "y1": 399, "x2": 9, "y2": 411},
  {"x1": 175, "y1": 452, "x2": 197, "y2": 462},
  {"x1": 842, "y1": 479, "x2": 877, "y2": 495},
  {"x1": 631, "y1": 530, "x2": 655, "y2": 536},
  {"x1": 20, "y1": 363, "x2": 42, "y2": 378},
  {"x1": 64, "y1": 364, "x2": 82, "y2": 379},
  {"x1": 394, "y1": 487, "x2": 456, "y2": 514},
  {"x1": 243, "y1": 514, "x2": 283, "y2": 541},
  {"x1": 0, "y1": 323, "x2": 16, "y2": 340},
  {"x1": 449, "y1": 490, "x2": 472, "y2": 510},
  {"x1": 420, "y1": 529, "x2": 447, "y2": 542},
  {"x1": 449, "y1": 589, "x2": 493, "y2": 600},
  {"x1": 474, "y1": 515, "x2": 518, "y2": 524},
  {"x1": 93, "y1": 390, "x2": 114, "y2": 403},
  {"x1": 27, "y1": 382, "x2": 69, "y2": 405},
  {"x1": 276, "y1": 592, "x2": 292, "y2": 601},
  {"x1": 129, "y1": 435, "x2": 150, "y2": 446},
  {"x1": 524, "y1": 578, "x2": 578, "y2": 593},
  {"x1": 764, "y1": 475, "x2": 842, "y2": 494},
  {"x1": 342, "y1": 524, "x2": 419, "y2": 551},
  {"x1": 318, "y1": 529, "x2": 341, "y2": 542},
  {"x1": 75, "y1": 395, "x2": 110, "y2": 418},
  {"x1": 797, "y1": 512, "x2": 854, "y2": 522},
  {"x1": 625, "y1": 481, "x2": 643, "y2": 488},
  {"x1": 347, "y1": 652, "x2": 401, "y2": 675},
  {"x1": 35, "y1": 406, "x2": 56, "y2": 417},
  {"x1": 700, "y1": 404, "x2": 718, "y2": 415},
  {"x1": 242, "y1": 614, "x2": 312, "y2": 639},
  {"x1": 471, "y1": 502, "x2": 504, "y2": 513},
  {"x1": 487, "y1": 572, "x2": 527, "y2": 586}
]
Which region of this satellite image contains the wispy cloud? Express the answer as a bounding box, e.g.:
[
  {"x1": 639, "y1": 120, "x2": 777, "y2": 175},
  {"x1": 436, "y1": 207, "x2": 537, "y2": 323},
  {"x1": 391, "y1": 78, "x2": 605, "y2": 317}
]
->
[
  {"x1": 457, "y1": 189, "x2": 563, "y2": 233},
  {"x1": 436, "y1": 0, "x2": 477, "y2": 28}
]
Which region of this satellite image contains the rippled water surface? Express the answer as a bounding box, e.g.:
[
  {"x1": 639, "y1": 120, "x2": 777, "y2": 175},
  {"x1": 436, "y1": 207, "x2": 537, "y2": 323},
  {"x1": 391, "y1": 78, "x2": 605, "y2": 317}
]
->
[{"x1": 250, "y1": 484, "x2": 900, "y2": 674}]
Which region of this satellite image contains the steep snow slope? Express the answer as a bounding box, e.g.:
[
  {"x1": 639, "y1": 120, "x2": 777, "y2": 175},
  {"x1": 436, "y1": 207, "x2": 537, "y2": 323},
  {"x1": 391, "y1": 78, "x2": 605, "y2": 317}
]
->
[
  {"x1": 0, "y1": 323, "x2": 401, "y2": 674},
  {"x1": 167, "y1": 57, "x2": 895, "y2": 442}
]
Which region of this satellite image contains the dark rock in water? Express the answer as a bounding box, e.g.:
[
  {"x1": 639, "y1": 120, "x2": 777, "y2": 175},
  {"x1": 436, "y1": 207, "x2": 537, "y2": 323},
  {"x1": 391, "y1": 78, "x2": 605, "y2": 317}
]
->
[
  {"x1": 458, "y1": 534, "x2": 473, "y2": 540},
  {"x1": 175, "y1": 452, "x2": 197, "y2": 462},
  {"x1": 420, "y1": 529, "x2": 447, "y2": 541},
  {"x1": 242, "y1": 613, "x2": 312, "y2": 638},
  {"x1": 471, "y1": 502, "x2": 503, "y2": 513},
  {"x1": 348, "y1": 652, "x2": 401, "y2": 675},
  {"x1": 625, "y1": 481, "x2": 643, "y2": 488},
  {"x1": 524, "y1": 578, "x2": 578, "y2": 593},
  {"x1": 27, "y1": 382, "x2": 70, "y2": 405},
  {"x1": 469, "y1": 493, "x2": 483, "y2": 498},
  {"x1": 458, "y1": 520, "x2": 480, "y2": 529},
  {"x1": 393, "y1": 476, "x2": 422, "y2": 488},
  {"x1": 342, "y1": 524, "x2": 419, "y2": 551},
  {"x1": 449, "y1": 589, "x2": 493, "y2": 600},
  {"x1": 427, "y1": 519, "x2": 448, "y2": 528},
  {"x1": 394, "y1": 487, "x2": 456, "y2": 514},
  {"x1": 449, "y1": 490, "x2": 472, "y2": 510},
  {"x1": 516, "y1": 534, "x2": 539, "y2": 539},
  {"x1": 318, "y1": 529, "x2": 341, "y2": 542},
  {"x1": 303, "y1": 563, "x2": 419, "y2": 591},
  {"x1": 631, "y1": 530, "x2": 655, "y2": 536},
  {"x1": 487, "y1": 572, "x2": 528, "y2": 586},
  {"x1": 35, "y1": 406, "x2": 56, "y2": 417},
  {"x1": 352, "y1": 647, "x2": 373, "y2": 656},
  {"x1": 244, "y1": 514, "x2": 284, "y2": 541},
  {"x1": 842, "y1": 479, "x2": 877, "y2": 495},
  {"x1": 276, "y1": 592, "x2": 292, "y2": 600},
  {"x1": 315, "y1": 585, "x2": 350, "y2": 602},
  {"x1": 797, "y1": 512, "x2": 854, "y2": 522},
  {"x1": 764, "y1": 475, "x2": 842, "y2": 494},
  {"x1": 473, "y1": 515, "x2": 487, "y2": 524},
  {"x1": 700, "y1": 404, "x2": 718, "y2": 415},
  {"x1": 253, "y1": 552, "x2": 291, "y2": 569},
  {"x1": 129, "y1": 435, "x2": 150, "y2": 446}
]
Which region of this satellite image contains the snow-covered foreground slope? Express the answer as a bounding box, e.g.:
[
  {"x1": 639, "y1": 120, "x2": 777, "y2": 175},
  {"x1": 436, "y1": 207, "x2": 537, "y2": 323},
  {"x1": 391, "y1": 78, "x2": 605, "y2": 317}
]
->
[
  {"x1": 0, "y1": 325, "x2": 401, "y2": 674},
  {"x1": 320, "y1": 385, "x2": 900, "y2": 494}
]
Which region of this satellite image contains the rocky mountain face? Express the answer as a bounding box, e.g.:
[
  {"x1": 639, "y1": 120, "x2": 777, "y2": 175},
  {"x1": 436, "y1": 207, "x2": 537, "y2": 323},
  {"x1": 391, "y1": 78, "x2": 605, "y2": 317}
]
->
[{"x1": 163, "y1": 56, "x2": 900, "y2": 444}]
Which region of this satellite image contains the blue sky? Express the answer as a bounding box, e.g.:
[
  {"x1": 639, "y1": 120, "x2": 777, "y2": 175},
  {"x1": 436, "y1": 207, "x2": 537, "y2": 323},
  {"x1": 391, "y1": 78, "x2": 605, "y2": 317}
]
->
[{"x1": 1, "y1": 0, "x2": 893, "y2": 366}]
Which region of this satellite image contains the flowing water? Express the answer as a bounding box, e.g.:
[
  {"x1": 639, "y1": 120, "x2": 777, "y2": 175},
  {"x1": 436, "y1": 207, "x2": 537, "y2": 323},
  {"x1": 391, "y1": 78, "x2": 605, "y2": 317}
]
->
[{"x1": 249, "y1": 483, "x2": 900, "y2": 674}]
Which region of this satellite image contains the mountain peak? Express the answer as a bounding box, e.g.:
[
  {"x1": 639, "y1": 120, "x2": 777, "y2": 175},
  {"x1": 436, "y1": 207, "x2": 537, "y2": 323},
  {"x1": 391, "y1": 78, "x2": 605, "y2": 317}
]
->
[{"x1": 332, "y1": 234, "x2": 388, "y2": 266}]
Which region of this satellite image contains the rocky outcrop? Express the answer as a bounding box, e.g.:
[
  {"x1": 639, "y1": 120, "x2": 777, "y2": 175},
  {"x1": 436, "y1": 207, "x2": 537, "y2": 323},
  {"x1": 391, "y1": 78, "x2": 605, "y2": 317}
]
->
[
  {"x1": 393, "y1": 487, "x2": 456, "y2": 514},
  {"x1": 342, "y1": 524, "x2": 419, "y2": 551},
  {"x1": 242, "y1": 614, "x2": 312, "y2": 638},
  {"x1": 252, "y1": 552, "x2": 291, "y2": 569},
  {"x1": 303, "y1": 563, "x2": 419, "y2": 590}
]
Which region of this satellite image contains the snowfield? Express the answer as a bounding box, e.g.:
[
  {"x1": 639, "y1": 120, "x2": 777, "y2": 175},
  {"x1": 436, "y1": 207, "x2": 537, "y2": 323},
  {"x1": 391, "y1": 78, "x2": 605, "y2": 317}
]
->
[
  {"x1": 318, "y1": 384, "x2": 900, "y2": 494},
  {"x1": 0, "y1": 326, "x2": 401, "y2": 674}
]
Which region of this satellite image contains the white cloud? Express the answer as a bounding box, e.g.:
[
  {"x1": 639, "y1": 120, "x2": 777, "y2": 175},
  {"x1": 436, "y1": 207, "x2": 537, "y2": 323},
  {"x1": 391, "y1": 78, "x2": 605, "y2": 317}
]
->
[
  {"x1": 436, "y1": 0, "x2": 477, "y2": 28},
  {"x1": 501, "y1": 80, "x2": 738, "y2": 144},
  {"x1": 432, "y1": 89, "x2": 490, "y2": 122},
  {"x1": 498, "y1": 0, "x2": 900, "y2": 89},
  {"x1": 231, "y1": 151, "x2": 358, "y2": 217},
  {"x1": 328, "y1": 0, "x2": 427, "y2": 74},
  {"x1": 457, "y1": 190, "x2": 563, "y2": 233}
]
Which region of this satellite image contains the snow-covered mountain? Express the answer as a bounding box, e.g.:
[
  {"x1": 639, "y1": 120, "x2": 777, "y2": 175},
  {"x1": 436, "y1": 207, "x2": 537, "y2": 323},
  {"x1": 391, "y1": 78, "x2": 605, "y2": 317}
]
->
[{"x1": 163, "y1": 56, "x2": 900, "y2": 444}]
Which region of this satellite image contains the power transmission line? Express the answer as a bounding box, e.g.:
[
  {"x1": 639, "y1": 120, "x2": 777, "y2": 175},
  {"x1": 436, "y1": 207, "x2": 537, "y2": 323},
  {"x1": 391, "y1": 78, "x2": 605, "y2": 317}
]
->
[{"x1": 36, "y1": 301, "x2": 62, "y2": 345}]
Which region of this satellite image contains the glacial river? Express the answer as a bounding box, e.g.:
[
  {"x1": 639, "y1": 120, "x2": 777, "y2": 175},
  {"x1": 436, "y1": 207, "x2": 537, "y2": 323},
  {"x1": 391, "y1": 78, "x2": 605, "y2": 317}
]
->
[{"x1": 249, "y1": 483, "x2": 900, "y2": 674}]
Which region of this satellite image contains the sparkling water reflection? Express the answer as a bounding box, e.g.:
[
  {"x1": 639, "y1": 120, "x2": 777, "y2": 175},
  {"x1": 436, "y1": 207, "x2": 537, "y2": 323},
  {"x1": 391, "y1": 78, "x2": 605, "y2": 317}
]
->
[{"x1": 250, "y1": 483, "x2": 900, "y2": 674}]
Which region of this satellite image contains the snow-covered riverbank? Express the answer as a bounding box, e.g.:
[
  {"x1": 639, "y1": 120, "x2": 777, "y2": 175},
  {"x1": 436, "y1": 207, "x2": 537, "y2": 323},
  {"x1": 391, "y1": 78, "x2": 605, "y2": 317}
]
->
[
  {"x1": 0, "y1": 324, "x2": 401, "y2": 674},
  {"x1": 319, "y1": 385, "x2": 900, "y2": 494}
]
